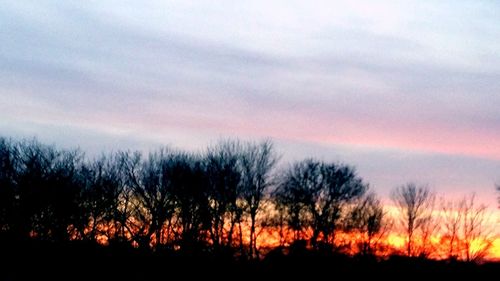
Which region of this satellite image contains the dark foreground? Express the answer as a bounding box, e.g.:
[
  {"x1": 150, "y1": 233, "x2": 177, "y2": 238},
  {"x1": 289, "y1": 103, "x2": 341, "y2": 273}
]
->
[{"x1": 1, "y1": 240, "x2": 499, "y2": 280}]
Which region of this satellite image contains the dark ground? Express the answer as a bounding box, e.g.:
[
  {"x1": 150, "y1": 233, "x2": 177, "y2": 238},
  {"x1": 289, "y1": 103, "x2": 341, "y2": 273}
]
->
[{"x1": 1, "y1": 239, "x2": 499, "y2": 280}]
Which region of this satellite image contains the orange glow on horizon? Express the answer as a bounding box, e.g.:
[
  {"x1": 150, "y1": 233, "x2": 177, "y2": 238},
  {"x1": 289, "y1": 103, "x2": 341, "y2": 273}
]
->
[{"x1": 63, "y1": 205, "x2": 500, "y2": 261}]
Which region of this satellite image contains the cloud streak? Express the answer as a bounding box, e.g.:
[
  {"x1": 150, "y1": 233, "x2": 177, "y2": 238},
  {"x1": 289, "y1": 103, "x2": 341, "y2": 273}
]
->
[{"x1": 1, "y1": 0, "x2": 499, "y2": 205}]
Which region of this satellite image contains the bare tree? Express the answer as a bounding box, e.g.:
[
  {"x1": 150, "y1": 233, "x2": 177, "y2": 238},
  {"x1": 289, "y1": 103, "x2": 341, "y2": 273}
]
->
[
  {"x1": 0, "y1": 138, "x2": 17, "y2": 235},
  {"x1": 416, "y1": 194, "x2": 439, "y2": 258},
  {"x1": 9, "y1": 139, "x2": 85, "y2": 242},
  {"x1": 168, "y1": 153, "x2": 209, "y2": 252},
  {"x1": 240, "y1": 140, "x2": 277, "y2": 258},
  {"x1": 440, "y1": 197, "x2": 462, "y2": 259},
  {"x1": 273, "y1": 176, "x2": 309, "y2": 243},
  {"x1": 459, "y1": 194, "x2": 493, "y2": 262},
  {"x1": 261, "y1": 198, "x2": 288, "y2": 247},
  {"x1": 276, "y1": 159, "x2": 367, "y2": 250},
  {"x1": 346, "y1": 192, "x2": 385, "y2": 255},
  {"x1": 204, "y1": 141, "x2": 243, "y2": 253},
  {"x1": 73, "y1": 155, "x2": 124, "y2": 241},
  {"x1": 120, "y1": 149, "x2": 179, "y2": 249},
  {"x1": 391, "y1": 183, "x2": 434, "y2": 257}
]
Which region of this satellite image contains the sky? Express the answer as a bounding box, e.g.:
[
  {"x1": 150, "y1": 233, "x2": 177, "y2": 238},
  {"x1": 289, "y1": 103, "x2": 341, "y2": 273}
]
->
[{"x1": 1, "y1": 1, "x2": 499, "y2": 206}]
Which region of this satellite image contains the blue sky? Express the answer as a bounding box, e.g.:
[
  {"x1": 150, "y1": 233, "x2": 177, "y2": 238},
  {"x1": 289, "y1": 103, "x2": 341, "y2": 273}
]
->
[{"x1": 1, "y1": 1, "x2": 499, "y2": 205}]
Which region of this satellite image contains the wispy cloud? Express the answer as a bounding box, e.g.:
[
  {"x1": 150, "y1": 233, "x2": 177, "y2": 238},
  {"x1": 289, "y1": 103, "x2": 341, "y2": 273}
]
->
[{"x1": 1, "y1": 0, "x2": 499, "y2": 205}]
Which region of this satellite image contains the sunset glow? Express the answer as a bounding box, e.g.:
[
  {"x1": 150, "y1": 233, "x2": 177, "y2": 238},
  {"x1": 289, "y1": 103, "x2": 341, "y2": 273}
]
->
[
  {"x1": 0, "y1": 1, "x2": 499, "y2": 278},
  {"x1": 63, "y1": 203, "x2": 500, "y2": 260}
]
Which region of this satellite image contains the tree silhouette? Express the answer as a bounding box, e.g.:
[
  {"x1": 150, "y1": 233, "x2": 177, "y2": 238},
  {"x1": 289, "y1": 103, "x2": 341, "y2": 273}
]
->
[
  {"x1": 265, "y1": 194, "x2": 288, "y2": 247},
  {"x1": 391, "y1": 183, "x2": 434, "y2": 257},
  {"x1": 13, "y1": 140, "x2": 84, "y2": 242},
  {"x1": 273, "y1": 174, "x2": 308, "y2": 242},
  {"x1": 0, "y1": 138, "x2": 16, "y2": 238},
  {"x1": 346, "y1": 192, "x2": 385, "y2": 255},
  {"x1": 204, "y1": 141, "x2": 243, "y2": 254},
  {"x1": 276, "y1": 159, "x2": 367, "y2": 250},
  {"x1": 240, "y1": 140, "x2": 277, "y2": 258},
  {"x1": 1, "y1": 135, "x2": 499, "y2": 280},
  {"x1": 459, "y1": 194, "x2": 493, "y2": 262},
  {"x1": 168, "y1": 153, "x2": 209, "y2": 252},
  {"x1": 440, "y1": 197, "x2": 463, "y2": 259},
  {"x1": 71, "y1": 154, "x2": 127, "y2": 244},
  {"x1": 416, "y1": 194, "x2": 438, "y2": 257},
  {"x1": 120, "y1": 149, "x2": 183, "y2": 249}
]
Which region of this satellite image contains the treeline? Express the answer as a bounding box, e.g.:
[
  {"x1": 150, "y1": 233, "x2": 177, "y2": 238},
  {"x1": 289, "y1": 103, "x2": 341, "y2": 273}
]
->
[{"x1": 0, "y1": 137, "x2": 496, "y2": 263}]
